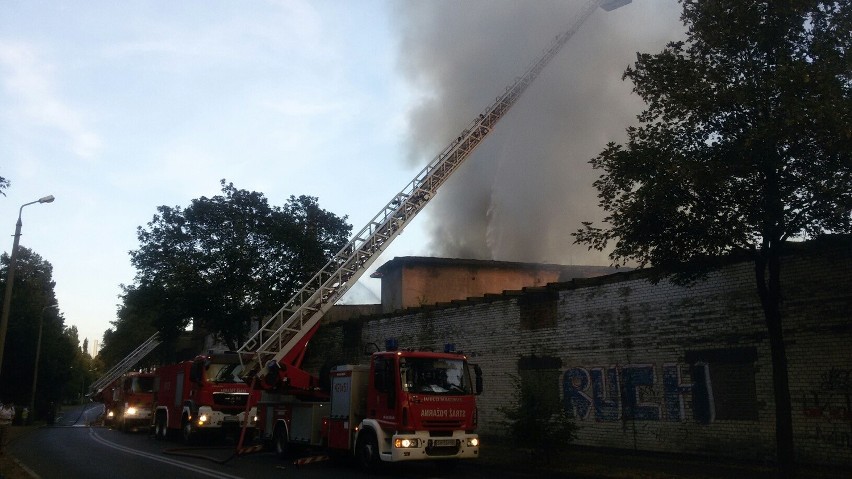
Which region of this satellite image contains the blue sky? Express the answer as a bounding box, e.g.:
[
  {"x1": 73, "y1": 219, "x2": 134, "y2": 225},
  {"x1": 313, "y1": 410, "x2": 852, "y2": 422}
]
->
[{"x1": 0, "y1": 0, "x2": 683, "y2": 354}]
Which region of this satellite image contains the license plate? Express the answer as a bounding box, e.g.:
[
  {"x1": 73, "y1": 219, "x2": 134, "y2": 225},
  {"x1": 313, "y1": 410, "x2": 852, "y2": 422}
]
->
[{"x1": 433, "y1": 439, "x2": 456, "y2": 447}]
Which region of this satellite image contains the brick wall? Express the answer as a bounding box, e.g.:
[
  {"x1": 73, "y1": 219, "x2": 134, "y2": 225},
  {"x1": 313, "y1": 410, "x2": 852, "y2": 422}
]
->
[{"x1": 310, "y1": 242, "x2": 851, "y2": 467}]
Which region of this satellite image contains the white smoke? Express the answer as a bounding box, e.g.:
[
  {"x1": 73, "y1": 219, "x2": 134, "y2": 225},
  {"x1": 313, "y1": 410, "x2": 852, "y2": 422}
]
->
[{"x1": 391, "y1": 0, "x2": 684, "y2": 265}]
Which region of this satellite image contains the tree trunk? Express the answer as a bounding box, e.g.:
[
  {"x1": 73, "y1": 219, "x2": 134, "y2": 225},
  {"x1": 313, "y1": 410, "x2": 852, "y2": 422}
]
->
[{"x1": 755, "y1": 247, "x2": 795, "y2": 478}]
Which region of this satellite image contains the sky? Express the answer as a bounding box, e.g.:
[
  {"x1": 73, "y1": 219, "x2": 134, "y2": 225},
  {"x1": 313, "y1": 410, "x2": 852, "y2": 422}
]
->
[{"x1": 0, "y1": 0, "x2": 684, "y2": 355}]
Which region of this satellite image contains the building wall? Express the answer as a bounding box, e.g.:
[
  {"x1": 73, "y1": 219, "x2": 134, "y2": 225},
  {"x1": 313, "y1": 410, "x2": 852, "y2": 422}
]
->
[
  {"x1": 378, "y1": 265, "x2": 405, "y2": 313},
  {"x1": 317, "y1": 243, "x2": 851, "y2": 466},
  {"x1": 378, "y1": 259, "x2": 615, "y2": 313},
  {"x1": 396, "y1": 263, "x2": 560, "y2": 311}
]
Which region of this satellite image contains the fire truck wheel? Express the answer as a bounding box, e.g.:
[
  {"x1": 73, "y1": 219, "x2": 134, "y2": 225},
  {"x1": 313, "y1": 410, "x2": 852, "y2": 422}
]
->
[
  {"x1": 273, "y1": 424, "x2": 288, "y2": 458},
  {"x1": 181, "y1": 416, "x2": 194, "y2": 444},
  {"x1": 355, "y1": 430, "x2": 380, "y2": 471},
  {"x1": 154, "y1": 415, "x2": 167, "y2": 441}
]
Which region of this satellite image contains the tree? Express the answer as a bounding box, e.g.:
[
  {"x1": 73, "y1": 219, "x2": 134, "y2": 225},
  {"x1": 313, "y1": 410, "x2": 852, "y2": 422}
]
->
[
  {"x1": 573, "y1": 1, "x2": 851, "y2": 477},
  {"x1": 126, "y1": 180, "x2": 351, "y2": 351},
  {"x1": 0, "y1": 247, "x2": 79, "y2": 418},
  {"x1": 0, "y1": 175, "x2": 8, "y2": 196},
  {"x1": 99, "y1": 282, "x2": 179, "y2": 366}
]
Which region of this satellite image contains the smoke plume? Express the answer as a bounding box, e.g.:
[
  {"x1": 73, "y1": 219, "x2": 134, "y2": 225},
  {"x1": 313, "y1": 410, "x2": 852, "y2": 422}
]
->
[{"x1": 390, "y1": 0, "x2": 684, "y2": 265}]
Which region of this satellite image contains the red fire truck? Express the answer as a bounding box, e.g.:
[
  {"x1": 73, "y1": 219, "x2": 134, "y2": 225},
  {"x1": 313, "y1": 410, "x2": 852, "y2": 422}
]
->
[
  {"x1": 96, "y1": 371, "x2": 155, "y2": 432},
  {"x1": 95, "y1": 379, "x2": 119, "y2": 427},
  {"x1": 255, "y1": 342, "x2": 482, "y2": 468},
  {"x1": 152, "y1": 351, "x2": 260, "y2": 442},
  {"x1": 109, "y1": 371, "x2": 155, "y2": 431}
]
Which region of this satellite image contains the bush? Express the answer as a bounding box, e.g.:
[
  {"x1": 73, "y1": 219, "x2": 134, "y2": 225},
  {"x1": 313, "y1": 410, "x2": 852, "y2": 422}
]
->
[{"x1": 498, "y1": 374, "x2": 577, "y2": 463}]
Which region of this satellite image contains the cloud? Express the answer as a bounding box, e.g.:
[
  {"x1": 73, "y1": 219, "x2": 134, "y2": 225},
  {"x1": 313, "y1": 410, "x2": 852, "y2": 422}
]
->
[
  {"x1": 98, "y1": 0, "x2": 328, "y2": 70},
  {"x1": 0, "y1": 41, "x2": 102, "y2": 159}
]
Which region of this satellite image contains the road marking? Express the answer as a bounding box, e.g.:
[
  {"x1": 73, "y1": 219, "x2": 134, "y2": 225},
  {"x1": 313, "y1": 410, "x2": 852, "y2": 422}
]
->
[
  {"x1": 87, "y1": 428, "x2": 244, "y2": 479},
  {"x1": 12, "y1": 456, "x2": 42, "y2": 479}
]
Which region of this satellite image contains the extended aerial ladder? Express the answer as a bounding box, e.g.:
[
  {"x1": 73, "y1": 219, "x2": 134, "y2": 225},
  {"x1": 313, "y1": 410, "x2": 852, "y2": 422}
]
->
[
  {"x1": 87, "y1": 332, "x2": 161, "y2": 397},
  {"x1": 238, "y1": 0, "x2": 629, "y2": 387}
]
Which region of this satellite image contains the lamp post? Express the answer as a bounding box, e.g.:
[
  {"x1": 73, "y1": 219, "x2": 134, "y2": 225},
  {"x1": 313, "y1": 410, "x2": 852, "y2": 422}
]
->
[
  {"x1": 30, "y1": 303, "x2": 58, "y2": 423},
  {"x1": 0, "y1": 194, "x2": 55, "y2": 375}
]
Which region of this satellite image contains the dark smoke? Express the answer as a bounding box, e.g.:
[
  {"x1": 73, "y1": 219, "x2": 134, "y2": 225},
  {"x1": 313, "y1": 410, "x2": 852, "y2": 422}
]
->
[{"x1": 390, "y1": 0, "x2": 684, "y2": 265}]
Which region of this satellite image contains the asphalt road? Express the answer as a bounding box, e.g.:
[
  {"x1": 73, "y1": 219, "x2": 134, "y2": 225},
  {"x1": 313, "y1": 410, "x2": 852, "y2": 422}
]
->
[{"x1": 9, "y1": 404, "x2": 508, "y2": 479}]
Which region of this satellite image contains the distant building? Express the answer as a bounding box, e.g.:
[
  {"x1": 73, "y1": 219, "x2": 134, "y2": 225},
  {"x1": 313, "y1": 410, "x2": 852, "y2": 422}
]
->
[{"x1": 370, "y1": 256, "x2": 621, "y2": 313}]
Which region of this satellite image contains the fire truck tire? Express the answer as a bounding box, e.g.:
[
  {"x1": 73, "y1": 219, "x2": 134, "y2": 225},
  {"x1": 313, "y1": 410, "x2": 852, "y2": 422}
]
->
[
  {"x1": 273, "y1": 424, "x2": 288, "y2": 458},
  {"x1": 120, "y1": 411, "x2": 131, "y2": 433},
  {"x1": 154, "y1": 414, "x2": 167, "y2": 441},
  {"x1": 355, "y1": 430, "x2": 380, "y2": 471},
  {"x1": 181, "y1": 416, "x2": 194, "y2": 444}
]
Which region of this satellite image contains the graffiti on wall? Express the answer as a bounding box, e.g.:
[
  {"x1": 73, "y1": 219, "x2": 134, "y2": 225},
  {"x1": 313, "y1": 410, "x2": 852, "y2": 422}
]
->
[
  {"x1": 563, "y1": 363, "x2": 714, "y2": 424},
  {"x1": 803, "y1": 368, "x2": 851, "y2": 450},
  {"x1": 803, "y1": 368, "x2": 851, "y2": 421}
]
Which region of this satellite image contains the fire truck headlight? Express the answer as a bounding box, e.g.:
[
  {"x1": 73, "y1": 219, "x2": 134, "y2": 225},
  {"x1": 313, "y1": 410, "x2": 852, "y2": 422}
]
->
[
  {"x1": 107, "y1": 410, "x2": 114, "y2": 418},
  {"x1": 467, "y1": 438, "x2": 479, "y2": 447},
  {"x1": 198, "y1": 414, "x2": 208, "y2": 425},
  {"x1": 252, "y1": 415, "x2": 258, "y2": 423},
  {"x1": 394, "y1": 438, "x2": 419, "y2": 448},
  {"x1": 125, "y1": 407, "x2": 138, "y2": 416}
]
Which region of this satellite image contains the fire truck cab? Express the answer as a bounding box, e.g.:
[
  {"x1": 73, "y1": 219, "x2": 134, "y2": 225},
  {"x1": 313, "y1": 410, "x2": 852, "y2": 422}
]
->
[
  {"x1": 99, "y1": 372, "x2": 155, "y2": 432},
  {"x1": 152, "y1": 352, "x2": 259, "y2": 442}
]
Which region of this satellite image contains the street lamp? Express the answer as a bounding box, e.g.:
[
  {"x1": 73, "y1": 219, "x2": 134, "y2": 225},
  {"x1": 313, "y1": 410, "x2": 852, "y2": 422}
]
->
[
  {"x1": 0, "y1": 194, "x2": 55, "y2": 375},
  {"x1": 30, "y1": 303, "x2": 58, "y2": 423}
]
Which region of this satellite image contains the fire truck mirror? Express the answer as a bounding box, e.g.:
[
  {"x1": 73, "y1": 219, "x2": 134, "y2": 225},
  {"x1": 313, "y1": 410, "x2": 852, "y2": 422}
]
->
[
  {"x1": 474, "y1": 364, "x2": 483, "y2": 395},
  {"x1": 373, "y1": 358, "x2": 387, "y2": 391},
  {"x1": 386, "y1": 364, "x2": 396, "y2": 408},
  {"x1": 364, "y1": 342, "x2": 380, "y2": 355},
  {"x1": 189, "y1": 359, "x2": 204, "y2": 383}
]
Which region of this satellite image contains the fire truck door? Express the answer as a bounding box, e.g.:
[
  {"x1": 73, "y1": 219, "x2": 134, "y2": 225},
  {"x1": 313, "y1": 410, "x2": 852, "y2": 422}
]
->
[{"x1": 370, "y1": 356, "x2": 397, "y2": 428}]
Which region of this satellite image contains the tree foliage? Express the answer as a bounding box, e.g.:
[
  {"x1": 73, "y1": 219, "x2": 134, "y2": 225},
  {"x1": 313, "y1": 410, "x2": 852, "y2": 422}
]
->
[
  {"x1": 576, "y1": 0, "x2": 851, "y2": 269},
  {"x1": 120, "y1": 180, "x2": 351, "y2": 352},
  {"x1": 98, "y1": 283, "x2": 165, "y2": 367},
  {"x1": 498, "y1": 373, "x2": 577, "y2": 463},
  {"x1": 0, "y1": 247, "x2": 84, "y2": 418},
  {"x1": 574, "y1": 1, "x2": 850, "y2": 475}
]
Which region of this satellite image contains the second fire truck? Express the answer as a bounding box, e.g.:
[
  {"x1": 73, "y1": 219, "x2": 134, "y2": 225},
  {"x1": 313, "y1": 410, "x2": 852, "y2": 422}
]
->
[
  {"x1": 96, "y1": 371, "x2": 155, "y2": 432},
  {"x1": 152, "y1": 351, "x2": 260, "y2": 442}
]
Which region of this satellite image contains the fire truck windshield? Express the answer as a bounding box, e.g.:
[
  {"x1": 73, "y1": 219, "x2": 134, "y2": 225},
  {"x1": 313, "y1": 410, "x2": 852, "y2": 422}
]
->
[
  {"x1": 399, "y1": 357, "x2": 472, "y2": 395},
  {"x1": 132, "y1": 376, "x2": 154, "y2": 393},
  {"x1": 212, "y1": 362, "x2": 245, "y2": 383}
]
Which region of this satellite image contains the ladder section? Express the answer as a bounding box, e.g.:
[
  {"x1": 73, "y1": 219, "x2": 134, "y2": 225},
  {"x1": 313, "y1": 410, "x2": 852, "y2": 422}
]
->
[
  {"x1": 88, "y1": 332, "x2": 161, "y2": 396},
  {"x1": 238, "y1": 0, "x2": 606, "y2": 379}
]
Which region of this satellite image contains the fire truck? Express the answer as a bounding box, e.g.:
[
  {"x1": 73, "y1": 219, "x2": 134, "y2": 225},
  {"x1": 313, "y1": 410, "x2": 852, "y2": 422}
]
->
[
  {"x1": 329, "y1": 345, "x2": 482, "y2": 466},
  {"x1": 253, "y1": 342, "x2": 482, "y2": 468},
  {"x1": 152, "y1": 351, "x2": 260, "y2": 442},
  {"x1": 94, "y1": 378, "x2": 119, "y2": 427},
  {"x1": 88, "y1": 332, "x2": 161, "y2": 425},
  {"x1": 233, "y1": 0, "x2": 629, "y2": 468},
  {"x1": 101, "y1": 371, "x2": 156, "y2": 432}
]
